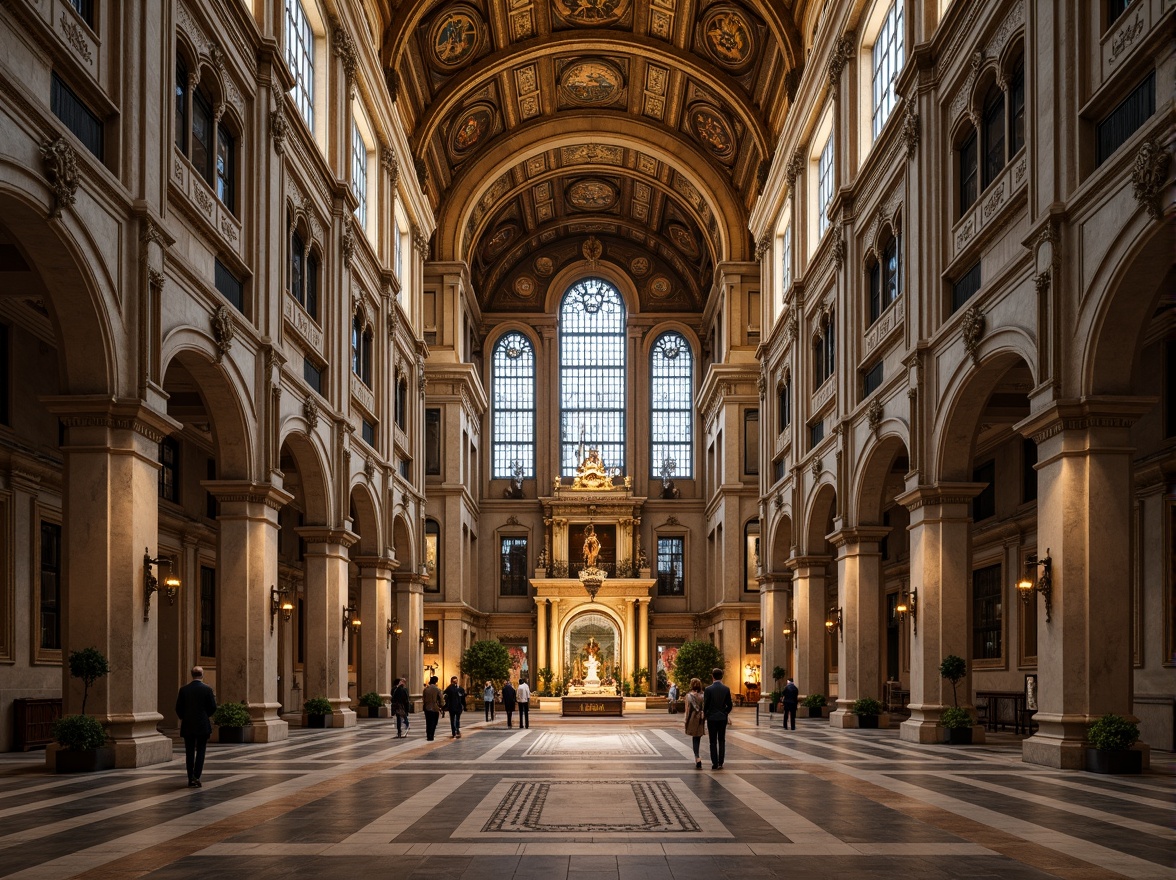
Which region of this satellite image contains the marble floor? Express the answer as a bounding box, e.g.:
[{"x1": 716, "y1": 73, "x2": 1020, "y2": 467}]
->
[{"x1": 0, "y1": 709, "x2": 1172, "y2": 879}]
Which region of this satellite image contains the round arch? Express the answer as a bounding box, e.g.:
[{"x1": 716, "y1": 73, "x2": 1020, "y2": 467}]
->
[
  {"x1": 348, "y1": 482, "x2": 382, "y2": 557},
  {"x1": 767, "y1": 512, "x2": 794, "y2": 571},
  {"x1": 543, "y1": 260, "x2": 641, "y2": 316},
  {"x1": 803, "y1": 482, "x2": 838, "y2": 555},
  {"x1": 276, "y1": 430, "x2": 332, "y2": 525},
  {"x1": 391, "y1": 511, "x2": 416, "y2": 573},
  {"x1": 851, "y1": 432, "x2": 911, "y2": 526}
]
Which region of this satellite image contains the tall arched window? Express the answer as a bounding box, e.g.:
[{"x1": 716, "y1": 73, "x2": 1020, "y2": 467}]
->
[
  {"x1": 650, "y1": 332, "x2": 693, "y2": 478},
  {"x1": 492, "y1": 331, "x2": 535, "y2": 479},
  {"x1": 559, "y1": 278, "x2": 626, "y2": 475}
]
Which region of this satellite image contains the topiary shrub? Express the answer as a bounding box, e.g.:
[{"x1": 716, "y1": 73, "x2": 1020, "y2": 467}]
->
[
  {"x1": 939, "y1": 655, "x2": 967, "y2": 707},
  {"x1": 940, "y1": 706, "x2": 973, "y2": 729},
  {"x1": 212, "y1": 701, "x2": 251, "y2": 727},
  {"x1": 304, "y1": 697, "x2": 332, "y2": 716},
  {"x1": 1087, "y1": 714, "x2": 1139, "y2": 751},
  {"x1": 53, "y1": 713, "x2": 107, "y2": 751},
  {"x1": 801, "y1": 693, "x2": 827, "y2": 709},
  {"x1": 69, "y1": 647, "x2": 110, "y2": 715},
  {"x1": 851, "y1": 697, "x2": 883, "y2": 716}
]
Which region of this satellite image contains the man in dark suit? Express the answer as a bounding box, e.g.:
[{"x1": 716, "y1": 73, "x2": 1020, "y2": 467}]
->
[
  {"x1": 702, "y1": 667, "x2": 733, "y2": 769},
  {"x1": 781, "y1": 677, "x2": 800, "y2": 731},
  {"x1": 175, "y1": 666, "x2": 217, "y2": 788},
  {"x1": 501, "y1": 680, "x2": 517, "y2": 728},
  {"x1": 443, "y1": 676, "x2": 466, "y2": 738}
]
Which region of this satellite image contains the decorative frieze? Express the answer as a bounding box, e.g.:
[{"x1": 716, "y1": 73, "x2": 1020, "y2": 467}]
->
[
  {"x1": 283, "y1": 296, "x2": 324, "y2": 353},
  {"x1": 864, "y1": 297, "x2": 904, "y2": 357},
  {"x1": 59, "y1": 13, "x2": 92, "y2": 63}
]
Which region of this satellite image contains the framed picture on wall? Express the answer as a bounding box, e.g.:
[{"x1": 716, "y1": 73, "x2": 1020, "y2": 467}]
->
[{"x1": 1024, "y1": 673, "x2": 1038, "y2": 711}]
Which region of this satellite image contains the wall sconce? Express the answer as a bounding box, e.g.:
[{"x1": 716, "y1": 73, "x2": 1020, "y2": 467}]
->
[
  {"x1": 1017, "y1": 549, "x2": 1053, "y2": 623},
  {"x1": 342, "y1": 603, "x2": 361, "y2": 640},
  {"x1": 387, "y1": 617, "x2": 403, "y2": 647},
  {"x1": 896, "y1": 588, "x2": 918, "y2": 635},
  {"x1": 781, "y1": 619, "x2": 798, "y2": 641},
  {"x1": 825, "y1": 607, "x2": 842, "y2": 640},
  {"x1": 270, "y1": 586, "x2": 293, "y2": 634},
  {"x1": 143, "y1": 548, "x2": 180, "y2": 622},
  {"x1": 419, "y1": 627, "x2": 435, "y2": 648},
  {"x1": 749, "y1": 628, "x2": 764, "y2": 649}
]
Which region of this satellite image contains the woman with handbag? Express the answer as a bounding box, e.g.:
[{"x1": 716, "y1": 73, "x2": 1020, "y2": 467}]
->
[{"x1": 683, "y1": 677, "x2": 706, "y2": 769}]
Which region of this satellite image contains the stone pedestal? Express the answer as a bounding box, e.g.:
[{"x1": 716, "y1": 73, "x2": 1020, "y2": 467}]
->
[
  {"x1": 298, "y1": 527, "x2": 359, "y2": 728},
  {"x1": 828, "y1": 529, "x2": 888, "y2": 729}
]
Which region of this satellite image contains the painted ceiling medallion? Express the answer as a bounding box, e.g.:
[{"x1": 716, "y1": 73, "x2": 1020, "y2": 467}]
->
[
  {"x1": 449, "y1": 103, "x2": 495, "y2": 155},
  {"x1": 688, "y1": 104, "x2": 736, "y2": 162},
  {"x1": 514, "y1": 275, "x2": 537, "y2": 298},
  {"x1": 649, "y1": 275, "x2": 672, "y2": 298},
  {"x1": 553, "y1": 0, "x2": 631, "y2": 28},
  {"x1": 582, "y1": 236, "x2": 603, "y2": 263},
  {"x1": 668, "y1": 224, "x2": 700, "y2": 258},
  {"x1": 484, "y1": 222, "x2": 517, "y2": 258},
  {"x1": 630, "y1": 256, "x2": 650, "y2": 276},
  {"x1": 560, "y1": 59, "x2": 624, "y2": 105},
  {"x1": 701, "y1": 6, "x2": 755, "y2": 70},
  {"x1": 535, "y1": 256, "x2": 555, "y2": 276},
  {"x1": 567, "y1": 179, "x2": 618, "y2": 210},
  {"x1": 429, "y1": 6, "x2": 484, "y2": 70}
]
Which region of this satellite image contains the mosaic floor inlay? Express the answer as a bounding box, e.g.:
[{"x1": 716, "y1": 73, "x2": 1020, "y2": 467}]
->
[{"x1": 522, "y1": 730, "x2": 659, "y2": 757}]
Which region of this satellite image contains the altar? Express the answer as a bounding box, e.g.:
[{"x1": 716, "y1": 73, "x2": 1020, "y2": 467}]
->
[{"x1": 562, "y1": 695, "x2": 624, "y2": 716}]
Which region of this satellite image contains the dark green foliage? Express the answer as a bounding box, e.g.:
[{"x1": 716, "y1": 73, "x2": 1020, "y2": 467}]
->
[
  {"x1": 939, "y1": 654, "x2": 967, "y2": 706},
  {"x1": 940, "y1": 706, "x2": 972, "y2": 729},
  {"x1": 460, "y1": 640, "x2": 513, "y2": 688},
  {"x1": 53, "y1": 713, "x2": 107, "y2": 750},
  {"x1": 358, "y1": 692, "x2": 384, "y2": 710},
  {"x1": 1087, "y1": 714, "x2": 1139, "y2": 751},
  {"x1": 801, "y1": 693, "x2": 827, "y2": 709},
  {"x1": 212, "y1": 701, "x2": 251, "y2": 727},
  {"x1": 303, "y1": 697, "x2": 332, "y2": 715},
  {"x1": 851, "y1": 697, "x2": 883, "y2": 716},
  {"x1": 69, "y1": 647, "x2": 110, "y2": 715},
  {"x1": 669, "y1": 641, "x2": 725, "y2": 690}
]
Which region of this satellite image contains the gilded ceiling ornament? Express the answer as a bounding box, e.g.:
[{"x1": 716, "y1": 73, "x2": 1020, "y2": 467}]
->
[
  {"x1": 211, "y1": 304, "x2": 236, "y2": 364},
  {"x1": 582, "y1": 235, "x2": 603, "y2": 265},
  {"x1": 960, "y1": 304, "x2": 985, "y2": 365},
  {"x1": 688, "y1": 104, "x2": 736, "y2": 162},
  {"x1": 560, "y1": 59, "x2": 624, "y2": 106},
  {"x1": 567, "y1": 179, "x2": 617, "y2": 210},
  {"x1": 429, "y1": 6, "x2": 484, "y2": 70},
  {"x1": 1131, "y1": 136, "x2": 1171, "y2": 221},
  {"x1": 668, "y1": 224, "x2": 700, "y2": 258},
  {"x1": 39, "y1": 138, "x2": 80, "y2": 220},
  {"x1": 448, "y1": 103, "x2": 495, "y2": 155},
  {"x1": 701, "y1": 6, "x2": 755, "y2": 71},
  {"x1": 649, "y1": 275, "x2": 672, "y2": 298},
  {"x1": 552, "y1": 0, "x2": 630, "y2": 28},
  {"x1": 535, "y1": 256, "x2": 555, "y2": 276},
  {"x1": 629, "y1": 256, "x2": 650, "y2": 276},
  {"x1": 514, "y1": 275, "x2": 536, "y2": 298}
]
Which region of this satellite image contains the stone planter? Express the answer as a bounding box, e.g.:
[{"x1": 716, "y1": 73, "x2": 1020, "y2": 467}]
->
[
  {"x1": 218, "y1": 726, "x2": 245, "y2": 744},
  {"x1": 306, "y1": 714, "x2": 326, "y2": 729},
  {"x1": 1085, "y1": 748, "x2": 1142, "y2": 774},
  {"x1": 945, "y1": 726, "x2": 973, "y2": 745},
  {"x1": 366, "y1": 706, "x2": 381, "y2": 718},
  {"x1": 55, "y1": 747, "x2": 115, "y2": 773},
  {"x1": 805, "y1": 706, "x2": 824, "y2": 718},
  {"x1": 856, "y1": 714, "x2": 879, "y2": 729}
]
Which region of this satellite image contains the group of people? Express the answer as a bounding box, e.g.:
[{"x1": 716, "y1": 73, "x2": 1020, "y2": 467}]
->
[{"x1": 419, "y1": 675, "x2": 531, "y2": 740}]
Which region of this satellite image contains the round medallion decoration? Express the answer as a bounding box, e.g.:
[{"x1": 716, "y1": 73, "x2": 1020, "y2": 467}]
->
[
  {"x1": 567, "y1": 179, "x2": 617, "y2": 211},
  {"x1": 429, "y1": 6, "x2": 484, "y2": 70},
  {"x1": 688, "y1": 104, "x2": 736, "y2": 162},
  {"x1": 514, "y1": 275, "x2": 537, "y2": 298},
  {"x1": 449, "y1": 103, "x2": 495, "y2": 155},
  {"x1": 701, "y1": 6, "x2": 755, "y2": 71},
  {"x1": 534, "y1": 256, "x2": 555, "y2": 276},
  {"x1": 560, "y1": 59, "x2": 624, "y2": 106},
  {"x1": 484, "y1": 223, "x2": 517, "y2": 259},
  {"x1": 553, "y1": 0, "x2": 631, "y2": 28},
  {"x1": 582, "y1": 236, "x2": 604, "y2": 263},
  {"x1": 630, "y1": 256, "x2": 650, "y2": 276},
  {"x1": 649, "y1": 275, "x2": 672, "y2": 298},
  {"x1": 668, "y1": 224, "x2": 700, "y2": 258}
]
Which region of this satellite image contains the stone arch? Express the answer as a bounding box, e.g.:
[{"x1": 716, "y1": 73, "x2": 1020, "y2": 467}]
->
[
  {"x1": 160, "y1": 342, "x2": 255, "y2": 480},
  {"x1": 803, "y1": 482, "x2": 838, "y2": 554},
  {"x1": 277, "y1": 430, "x2": 332, "y2": 525},
  {"x1": 0, "y1": 184, "x2": 117, "y2": 396},
  {"x1": 391, "y1": 510, "x2": 415, "y2": 573},
  {"x1": 852, "y1": 433, "x2": 911, "y2": 526},
  {"x1": 767, "y1": 513, "x2": 793, "y2": 571},
  {"x1": 348, "y1": 482, "x2": 382, "y2": 557},
  {"x1": 544, "y1": 262, "x2": 640, "y2": 316}
]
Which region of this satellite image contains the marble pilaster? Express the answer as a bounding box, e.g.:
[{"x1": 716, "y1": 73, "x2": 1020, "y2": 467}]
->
[
  {"x1": 789, "y1": 557, "x2": 830, "y2": 702},
  {"x1": 298, "y1": 527, "x2": 359, "y2": 727},
  {"x1": 355, "y1": 556, "x2": 395, "y2": 704},
  {"x1": 828, "y1": 528, "x2": 889, "y2": 727}
]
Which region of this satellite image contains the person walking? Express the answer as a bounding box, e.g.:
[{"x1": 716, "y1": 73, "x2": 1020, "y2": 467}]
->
[
  {"x1": 516, "y1": 678, "x2": 531, "y2": 729},
  {"x1": 683, "y1": 678, "x2": 706, "y2": 769},
  {"x1": 501, "y1": 680, "x2": 517, "y2": 728},
  {"x1": 781, "y1": 677, "x2": 799, "y2": 731},
  {"x1": 444, "y1": 676, "x2": 466, "y2": 738},
  {"x1": 483, "y1": 681, "x2": 496, "y2": 722},
  {"x1": 703, "y1": 667, "x2": 733, "y2": 769},
  {"x1": 175, "y1": 666, "x2": 217, "y2": 788},
  {"x1": 422, "y1": 675, "x2": 442, "y2": 741},
  {"x1": 668, "y1": 681, "x2": 679, "y2": 713},
  {"x1": 391, "y1": 678, "x2": 410, "y2": 738}
]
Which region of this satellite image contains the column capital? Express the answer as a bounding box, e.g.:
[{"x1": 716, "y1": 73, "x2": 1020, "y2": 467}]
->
[
  {"x1": 1014, "y1": 396, "x2": 1157, "y2": 445},
  {"x1": 352, "y1": 555, "x2": 398, "y2": 573},
  {"x1": 44, "y1": 395, "x2": 181, "y2": 445},
  {"x1": 827, "y1": 526, "x2": 891, "y2": 550},
  {"x1": 895, "y1": 482, "x2": 985, "y2": 512},
  {"x1": 204, "y1": 480, "x2": 294, "y2": 511},
  {"x1": 787, "y1": 555, "x2": 831, "y2": 572},
  {"x1": 296, "y1": 526, "x2": 360, "y2": 549}
]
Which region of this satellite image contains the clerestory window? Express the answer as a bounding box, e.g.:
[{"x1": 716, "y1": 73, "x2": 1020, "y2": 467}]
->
[
  {"x1": 491, "y1": 331, "x2": 536, "y2": 479},
  {"x1": 871, "y1": 0, "x2": 905, "y2": 138},
  {"x1": 650, "y1": 332, "x2": 693, "y2": 479}
]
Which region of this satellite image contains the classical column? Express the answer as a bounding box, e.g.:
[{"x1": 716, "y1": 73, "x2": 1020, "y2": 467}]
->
[
  {"x1": 549, "y1": 598, "x2": 562, "y2": 681},
  {"x1": 48, "y1": 398, "x2": 179, "y2": 768},
  {"x1": 625, "y1": 598, "x2": 636, "y2": 682},
  {"x1": 206, "y1": 481, "x2": 293, "y2": 742},
  {"x1": 1017, "y1": 399, "x2": 1153, "y2": 768},
  {"x1": 392, "y1": 571, "x2": 424, "y2": 699},
  {"x1": 790, "y1": 557, "x2": 830, "y2": 702},
  {"x1": 760, "y1": 574, "x2": 794, "y2": 697},
  {"x1": 637, "y1": 599, "x2": 650, "y2": 681},
  {"x1": 828, "y1": 528, "x2": 889, "y2": 728},
  {"x1": 355, "y1": 556, "x2": 395, "y2": 706},
  {"x1": 535, "y1": 598, "x2": 548, "y2": 679},
  {"x1": 298, "y1": 527, "x2": 359, "y2": 727},
  {"x1": 895, "y1": 484, "x2": 984, "y2": 744}
]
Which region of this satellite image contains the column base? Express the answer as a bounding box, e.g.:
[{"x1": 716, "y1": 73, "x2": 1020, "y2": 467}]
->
[
  {"x1": 329, "y1": 707, "x2": 358, "y2": 728},
  {"x1": 830, "y1": 705, "x2": 854, "y2": 728},
  {"x1": 248, "y1": 718, "x2": 290, "y2": 742},
  {"x1": 103, "y1": 712, "x2": 174, "y2": 767},
  {"x1": 1021, "y1": 713, "x2": 1149, "y2": 769},
  {"x1": 900, "y1": 704, "x2": 945, "y2": 743}
]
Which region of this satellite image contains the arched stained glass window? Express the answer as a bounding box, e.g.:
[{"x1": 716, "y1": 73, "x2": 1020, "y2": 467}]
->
[
  {"x1": 650, "y1": 332, "x2": 693, "y2": 478},
  {"x1": 492, "y1": 331, "x2": 535, "y2": 479},
  {"x1": 559, "y1": 278, "x2": 626, "y2": 475}
]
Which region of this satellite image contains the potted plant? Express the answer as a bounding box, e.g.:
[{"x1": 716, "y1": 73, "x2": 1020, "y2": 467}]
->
[
  {"x1": 1085, "y1": 713, "x2": 1142, "y2": 774},
  {"x1": 212, "y1": 701, "x2": 251, "y2": 743},
  {"x1": 358, "y1": 692, "x2": 385, "y2": 719},
  {"x1": 851, "y1": 697, "x2": 883, "y2": 729},
  {"x1": 69, "y1": 646, "x2": 110, "y2": 715},
  {"x1": 536, "y1": 667, "x2": 553, "y2": 697},
  {"x1": 940, "y1": 706, "x2": 973, "y2": 744},
  {"x1": 304, "y1": 697, "x2": 332, "y2": 728},
  {"x1": 460, "y1": 640, "x2": 512, "y2": 706},
  {"x1": 771, "y1": 666, "x2": 788, "y2": 694},
  {"x1": 768, "y1": 690, "x2": 783, "y2": 712},
  {"x1": 939, "y1": 654, "x2": 966, "y2": 707},
  {"x1": 52, "y1": 713, "x2": 113, "y2": 773},
  {"x1": 669, "y1": 641, "x2": 725, "y2": 695},
  {"x1": 801, "y1": 693, "x2": 827, "y2": 718}
]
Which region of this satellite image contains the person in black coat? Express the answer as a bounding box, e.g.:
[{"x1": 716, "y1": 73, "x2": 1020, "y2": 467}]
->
[
  {"x1": 391, "y1": 678, "x2": 411, "y2": 738},
  {"x1": 781, "y1": 677, "x2": 800, "y2": 731},
  {"x1": 175, "y1": 666, "x2": 217, "y2": 787},
  {"x1": 702, "y1": 667, "x2": 733, "y2": 770},
  {"x1": 443, "y1": 676, "x2": 466, "y2": 738},
  {"x1": 501, "y1": 681, "x2": 517, "y2": 728}
]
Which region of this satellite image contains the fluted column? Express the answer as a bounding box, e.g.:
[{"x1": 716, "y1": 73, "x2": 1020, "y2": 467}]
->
[
  {"x1": 298, "y1": 527, "x2": 359, "y2": 727},
  {"x1": 206, "y1": 481, "x2": 294, "y2": 742},
  {"x1": 790, "y1": 556, "x2": 830, "y2": 703},
  {"x1": 355, "y1": 556, "x2": 395, "y2": 706},
  {"x1": 828, "y1": 528, "x2": 889, "y2": 728}
]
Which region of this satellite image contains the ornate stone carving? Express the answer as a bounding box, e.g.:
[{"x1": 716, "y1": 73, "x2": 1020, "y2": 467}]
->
[
  {"x1": 757, "y1": 364, "x2": 766, "y2": 400},
  {"x1": 1034, "y1": 269, "x2": 1051, "y2": 295},
  {"x1": 332, "y1": 20, "x2": 359, "y2": 98},
  {"x1": 303, "y1": 395, "x2": 319, "y2": 431},
  {"x1": 211, "y1": 304, "x2": 236, "y2": 363},
  {"x1": 270, "y1": 84, "x2": 289, "y2": 155},
  {"x1": 867, "y1": 397, "x2": 883, "y2": 437},
  {"x1": 826, "y1": 32, "x2": 856, "y2": 87},
  {"x1": 811, "y1": 457, "x2": 821, "y2": 477},
  {"x1": 413, "y1": 226, "x2": 431, "y2": 257},
  {"x1": 784, "y1": 149, "x2": 804, "y2": 189},
  {"x1": 1131, "y1": 136, "x2": 1171, "y2": 221},
  {"x1": 381, "y1": 148, "x2": 399, "y2": 189},
  {"x1": 342, "y1": 224, "x2": 356, "y2": 266},
  {"x1": 39, "y1": 138, "x2": 80, "y2": 219},
  {"x1": 60, "y1": 13, "x2": 92, "y2": 62},
  {"x1": 831, "y1": 223, "x2": 845, "y2": 268},
  {"x1": 417, "y1": 353, "x2": 427, "y2": 397},
  {"x1": 364, "y1": 456, "x2": 375, "y2": 482},
  {"x1": 960, "y1": 304, "x2": 985, "y2": 365},
  {"x1": 786, "y1": 307, "x2": 799, "y2": 341},
  {"x1": 901, "y1": 92, "x2": 919, "y2": 158},
  {"x1": 755, "y1": 236, "x2": 771, "y2": 261}
]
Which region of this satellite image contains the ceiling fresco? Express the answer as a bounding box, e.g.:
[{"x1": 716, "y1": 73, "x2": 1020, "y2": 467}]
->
[{"x1": 382, "y1": 1, "x2": 803, "y2": 313}]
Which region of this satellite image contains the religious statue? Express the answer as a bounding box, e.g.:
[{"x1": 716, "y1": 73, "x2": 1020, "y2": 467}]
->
[
  {"x1": 584, "y1": 637, "x2": 601, "y2": 683},
  {"x1": 582, "y1": 523, "x2": 601, "y2": 568}
]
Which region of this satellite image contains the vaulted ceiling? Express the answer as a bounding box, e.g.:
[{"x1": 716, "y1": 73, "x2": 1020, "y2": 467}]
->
[{"x1": 381, "y1": 0, "x2": 804, "y2": 314}]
